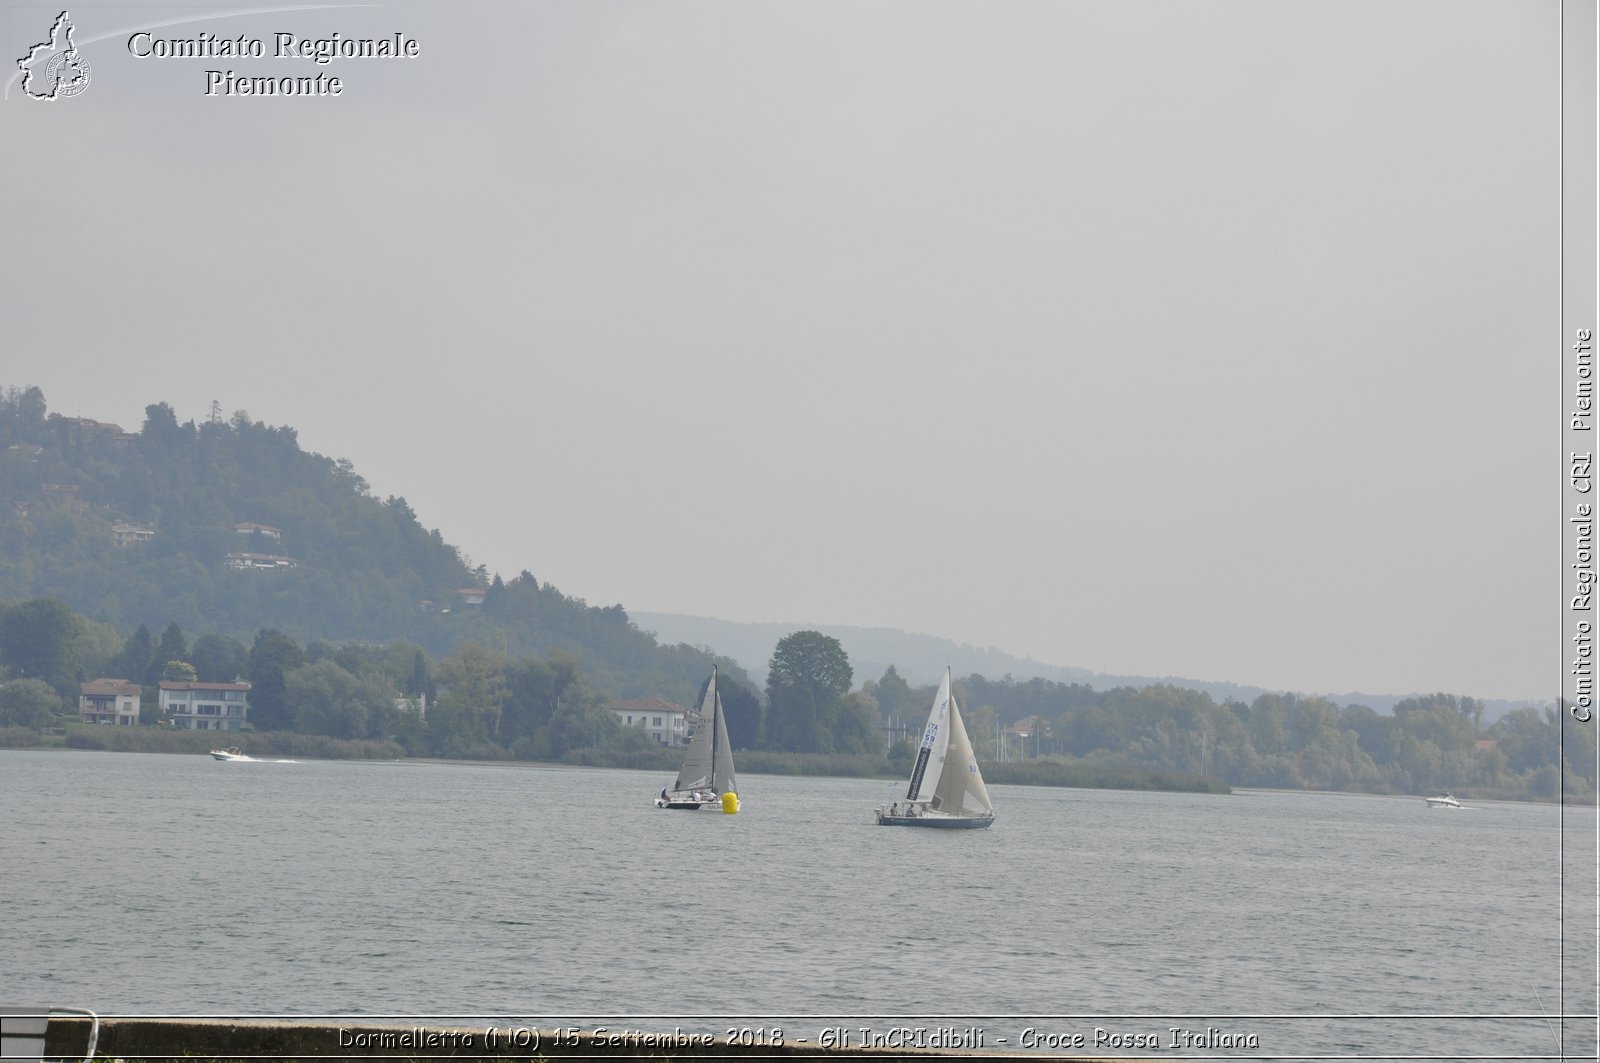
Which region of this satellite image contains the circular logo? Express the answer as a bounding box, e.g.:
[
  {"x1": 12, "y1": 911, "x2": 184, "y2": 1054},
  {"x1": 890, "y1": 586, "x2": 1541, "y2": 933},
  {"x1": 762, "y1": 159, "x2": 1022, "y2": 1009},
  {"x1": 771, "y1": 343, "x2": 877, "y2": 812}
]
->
[{"x1": 45, "y1": 49, "x2": 91, "y2": 98}]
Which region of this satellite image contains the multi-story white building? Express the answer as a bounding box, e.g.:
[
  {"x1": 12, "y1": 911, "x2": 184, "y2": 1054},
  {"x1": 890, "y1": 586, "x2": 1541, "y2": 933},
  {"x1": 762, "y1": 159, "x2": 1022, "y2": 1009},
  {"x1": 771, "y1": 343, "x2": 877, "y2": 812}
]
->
[
  {"x1": 78, "y1": 679, "x2": 142, "y2": 725},
  {"x1": 607, "y1": 695, "x2": 693, "y2": 746},
  {"x1": 159, "y1": 680, "x2": 251, "y2": 731}
]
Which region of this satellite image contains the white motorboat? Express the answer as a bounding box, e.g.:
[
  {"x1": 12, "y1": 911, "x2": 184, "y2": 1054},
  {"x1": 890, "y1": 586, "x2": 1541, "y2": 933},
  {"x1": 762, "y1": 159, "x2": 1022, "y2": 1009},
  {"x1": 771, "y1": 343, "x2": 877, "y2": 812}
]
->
[
  {"x1": 210, "y1": 747, "x2": 254, "y2": 762},
  {"x1": 1425, "y1": 792, "x2": 1462, "y2": 808}
]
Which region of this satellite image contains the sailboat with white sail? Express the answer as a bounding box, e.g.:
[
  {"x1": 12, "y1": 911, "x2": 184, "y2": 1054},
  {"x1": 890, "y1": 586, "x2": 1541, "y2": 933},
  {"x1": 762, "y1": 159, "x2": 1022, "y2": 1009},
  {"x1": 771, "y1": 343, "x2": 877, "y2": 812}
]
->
[
  {"x1": 655, "y1": 667, "x2": 739, "y2": 813},
  {"x1": 876, "y1": 667, "x2": 995, "y2": 829}
]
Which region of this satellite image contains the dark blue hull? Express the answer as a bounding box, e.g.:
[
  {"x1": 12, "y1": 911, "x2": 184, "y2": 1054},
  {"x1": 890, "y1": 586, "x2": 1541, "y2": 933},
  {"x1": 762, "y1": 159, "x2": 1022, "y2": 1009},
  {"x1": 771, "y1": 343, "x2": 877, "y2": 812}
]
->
[
  {"x1": 876, "y1": 814, "x2": 994, "y2": 829},
  {"x1": 656, "y1": 798, "x2": 710, "y2": 810}
]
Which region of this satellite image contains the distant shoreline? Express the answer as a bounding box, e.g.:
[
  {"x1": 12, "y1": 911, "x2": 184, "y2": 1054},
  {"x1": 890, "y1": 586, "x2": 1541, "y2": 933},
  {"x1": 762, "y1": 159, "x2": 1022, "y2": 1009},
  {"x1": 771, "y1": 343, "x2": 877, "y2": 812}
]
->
[{"x1": 0, "y1": 729, "x2": 1230, "y2": 795}]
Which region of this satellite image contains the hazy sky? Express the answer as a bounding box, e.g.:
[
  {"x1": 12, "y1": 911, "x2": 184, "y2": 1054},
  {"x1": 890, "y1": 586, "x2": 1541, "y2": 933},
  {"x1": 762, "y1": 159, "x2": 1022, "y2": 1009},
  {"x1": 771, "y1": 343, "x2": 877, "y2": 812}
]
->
[{"x1": 3, "y1": 0, "x2": 1563, "y2": 700}]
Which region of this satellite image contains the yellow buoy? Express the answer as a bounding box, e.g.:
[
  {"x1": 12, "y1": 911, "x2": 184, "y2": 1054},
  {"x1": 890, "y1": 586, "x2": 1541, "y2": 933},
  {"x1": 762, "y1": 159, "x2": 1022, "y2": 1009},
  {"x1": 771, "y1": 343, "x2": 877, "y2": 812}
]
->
[{"x1": 721, "y1": 790, "x2": 739, "y2": 814}]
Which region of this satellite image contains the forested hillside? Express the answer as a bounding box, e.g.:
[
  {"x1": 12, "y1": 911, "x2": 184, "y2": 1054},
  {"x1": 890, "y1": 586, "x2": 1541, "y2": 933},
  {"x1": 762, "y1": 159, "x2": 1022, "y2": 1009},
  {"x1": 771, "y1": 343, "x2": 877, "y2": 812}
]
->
[
  {"x1": 0, "y1": 386, "x2": 724, "y2": 704},
  {"x1": 1, "y1": 385, "x2": 1589, "y2": 800}
]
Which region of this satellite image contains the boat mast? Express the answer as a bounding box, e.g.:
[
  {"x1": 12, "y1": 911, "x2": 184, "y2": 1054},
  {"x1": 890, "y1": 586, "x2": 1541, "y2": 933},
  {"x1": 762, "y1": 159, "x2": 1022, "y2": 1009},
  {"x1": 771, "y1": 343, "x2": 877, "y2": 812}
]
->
[{"x1": 709, "y1": 666, "x2": 719, "y2": 790}]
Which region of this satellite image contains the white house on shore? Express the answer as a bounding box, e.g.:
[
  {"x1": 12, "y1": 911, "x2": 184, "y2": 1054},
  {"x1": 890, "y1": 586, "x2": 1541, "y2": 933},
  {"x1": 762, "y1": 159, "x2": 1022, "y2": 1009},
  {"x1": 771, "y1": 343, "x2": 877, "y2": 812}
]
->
[
  {"x1": 78, "y1": 678, "x2": 142, "y2": 725},
  {"x1": 607, "y1": 695, "x2": 692, "y2": 746},
  {"x1": 160, "y1": 680, "x2": 251, "y2": 731}
]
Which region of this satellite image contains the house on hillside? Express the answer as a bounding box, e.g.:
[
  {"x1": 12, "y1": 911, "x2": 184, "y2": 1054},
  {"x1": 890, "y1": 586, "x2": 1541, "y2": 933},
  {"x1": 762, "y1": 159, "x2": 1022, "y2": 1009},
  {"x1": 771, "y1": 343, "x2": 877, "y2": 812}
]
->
[
  {"x1": 54, "y1": 416, "x2": 125, "y2": 435},
  {"x1": 607, "y1": 695, "x2": 693, "y2": 746},
  {"x1": 233, "y1": 521, "x2": 283, "y2": 541},
  {"x1": 53, "y1": 416, "x2": 132, "y2": 444},
  {"x1": 160, "y1": 680, "x2": 251, "y2": 731},
  {"x1": 111, "y1": 521, "x2": 156, "y2": 547},
  {"x1": 455, "y1": 587, "x2": 486, "y2": 607},
  {"x1": 78, "y1": 679, "x2": 142, "y2": 725},
  {"x1": 224, "y1": 552, "x2": 298, "y2": 570}
]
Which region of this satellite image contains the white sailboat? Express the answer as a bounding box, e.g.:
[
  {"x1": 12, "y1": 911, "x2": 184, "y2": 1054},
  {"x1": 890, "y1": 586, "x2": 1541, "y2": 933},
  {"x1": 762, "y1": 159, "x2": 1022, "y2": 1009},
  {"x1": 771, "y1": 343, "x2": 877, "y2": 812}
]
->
[
  {"x1": 876, "y1": 668, "x2": 995, "y2": 829},
  {"x1": 655, "y1": 667, "x2": 739, "y2": 813}
]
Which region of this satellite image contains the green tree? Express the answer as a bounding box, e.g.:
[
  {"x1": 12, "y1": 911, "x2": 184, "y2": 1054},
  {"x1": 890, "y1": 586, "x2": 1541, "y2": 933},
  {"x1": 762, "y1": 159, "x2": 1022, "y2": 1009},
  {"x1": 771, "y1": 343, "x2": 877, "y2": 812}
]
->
[
  {"x1": 151, "y1": 622, "x2": 188, "y2": 684},
  {"x1": 190, "y1": 633, "x2": 249, "y2": 683},
  {"x1": 764, "y1": 630, "x2": 853, "y2": 752},
  {"x1": 13, "y1": 386, "x2": 47, "y2": 444},
  {"x1": 284, "y1": 659, "x2": 398, "y2": 739},
  {"x1": 408, "y1": 649, "x2": 431, "y2": 698},
  {"x1": 140, "y1": 401, "x2": 184, "y2": 448},
  {"x1": 115, "y1": 624, "x2": 154, "y2": 684},
  {"x1": 1488, "y1": 707, "x2": 1555, "y2": 775},
  {"x1": 873, "y1": 665, "x2": 917, "y2": 715},
  {"x1": 434, "y1": 642, "x2": 509, "y2": 743},
  {"x1": 833, "y1": 692, "x2": 884, "y2": 754},
  {"x1": 248, "y1": 629, "x2": 305, "y2": 731},
  {"x1": 499, "y1": 654, "x2": 582, "y2": 744},
  {"x1": 548, "y1": 685, "x2": 622, "y2": 755},
  {"x1": 712, "y1": 673, "x2": 762, "y2": 750},
  {"x1": 0, "y1": 677, "x2": 62, "y2": 727},
  {"x1": 161, "y1": 660, "x2": 198, "y2": 682},
  {"x1": 0, "y1": 597, "x2": 81, "y2": 695}
]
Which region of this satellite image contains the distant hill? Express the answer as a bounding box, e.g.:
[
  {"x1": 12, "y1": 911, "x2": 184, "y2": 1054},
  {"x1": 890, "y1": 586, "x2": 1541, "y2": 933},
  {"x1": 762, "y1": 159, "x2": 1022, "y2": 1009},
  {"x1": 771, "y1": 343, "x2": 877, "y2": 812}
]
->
[
  {"x1": 0, "y1": 386, "x2": 1535, "y2": 721},
  {"x1": 630, "y1": 611, "x2": 1540, "y2": 721},
  {"x1": 0, "y1": 388, "x2": 739, "y2": 705}
]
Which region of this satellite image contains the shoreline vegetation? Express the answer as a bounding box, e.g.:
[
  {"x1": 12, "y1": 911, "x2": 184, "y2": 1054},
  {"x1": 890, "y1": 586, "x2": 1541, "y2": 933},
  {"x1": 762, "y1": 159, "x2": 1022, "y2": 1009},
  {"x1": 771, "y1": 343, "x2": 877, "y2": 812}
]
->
[
  {"x1": 0, "y1": 723, "x2": 1231, "y2": 795},
  {"x1": 3, "y1": 726, "x2": 1579, "y2": 802}
]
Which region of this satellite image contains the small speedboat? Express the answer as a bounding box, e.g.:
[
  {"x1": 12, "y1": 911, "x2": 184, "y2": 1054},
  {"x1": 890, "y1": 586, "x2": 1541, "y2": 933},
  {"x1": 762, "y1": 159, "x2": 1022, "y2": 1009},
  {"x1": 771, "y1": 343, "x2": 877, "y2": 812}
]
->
[
  {"x1": 1425, "y1": 792, "x2": 1462, "y2": 808},
  {"x1": 210, "y1": 747, "x2": 254, "y2": 762}
]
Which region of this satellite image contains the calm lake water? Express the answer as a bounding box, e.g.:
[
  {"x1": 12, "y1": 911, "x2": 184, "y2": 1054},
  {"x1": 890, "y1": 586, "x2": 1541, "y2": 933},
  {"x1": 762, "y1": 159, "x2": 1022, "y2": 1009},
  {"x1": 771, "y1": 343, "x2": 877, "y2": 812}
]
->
[{"x1": 3, "y1": 749, "x2": 1595, "y2": 1060}]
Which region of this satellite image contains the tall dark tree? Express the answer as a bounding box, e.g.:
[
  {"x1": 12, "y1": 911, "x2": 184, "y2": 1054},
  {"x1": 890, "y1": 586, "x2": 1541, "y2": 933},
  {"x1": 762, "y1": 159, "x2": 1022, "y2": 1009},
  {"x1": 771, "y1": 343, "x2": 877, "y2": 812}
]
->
[
  {"x1": 114, "y1": 624, "x2": 154, "y2": 684},
  {"x1": 150, "y1": 621, "x2": 188, "y2": 684},
  {"x1": 190, "y1": 633, "x2": 249, "y2": 683},
  {"x1": 248, "y1": 629, "x2": 305, "y2": 731},
  {"x1": 407, "y1": 649, "x2": 430, "y2": 698},
  {"x1": 16, "y1": 386, "x2": 47, "y2": 443},
  {"x1": 140, "y1": 401, "x2": 184, "y2": 448},
  {"x1": 764, "y1": 630, "x2": 853, "y2": 752},
  {"x1": 697, "y1": 670, "x2": 762, "y2": 750},
  {"x1": 873, "y1": 665, "x2": 918, "y2": 719},
  {"x1": 499, "y1": 657, "x2": 556, "y2": 742}
]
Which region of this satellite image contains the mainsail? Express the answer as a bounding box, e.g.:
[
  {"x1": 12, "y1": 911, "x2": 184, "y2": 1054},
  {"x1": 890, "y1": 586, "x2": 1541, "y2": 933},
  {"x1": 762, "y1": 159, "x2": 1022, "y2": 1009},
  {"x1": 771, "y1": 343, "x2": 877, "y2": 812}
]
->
[
  {"x1": 905, "y1": 670, "x2": 954, "y2": 803},
  {"x1": 674, "y1": 668, "x2": 736, "y2": 795}
]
